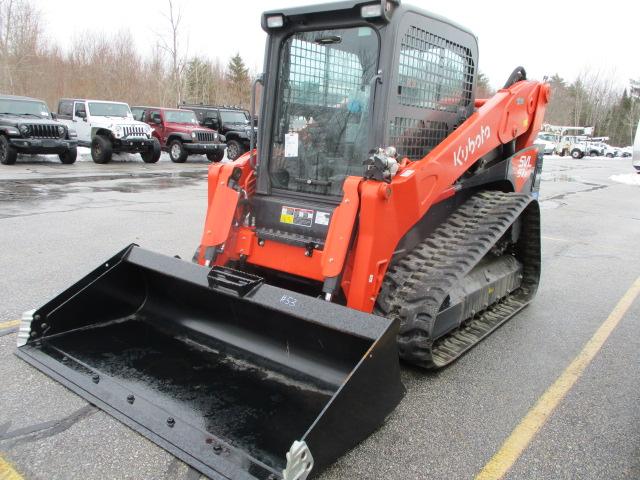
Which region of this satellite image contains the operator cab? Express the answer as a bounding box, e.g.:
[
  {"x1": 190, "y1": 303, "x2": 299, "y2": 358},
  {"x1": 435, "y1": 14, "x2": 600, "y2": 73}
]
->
[{"x1": 252, "y1": 0, "x2": 478, "y2": 253}]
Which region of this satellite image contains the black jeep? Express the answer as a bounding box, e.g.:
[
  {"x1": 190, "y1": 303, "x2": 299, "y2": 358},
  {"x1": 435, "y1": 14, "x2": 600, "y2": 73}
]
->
[
  {"x1": 178, "y1": 104, "x2": 257, "y2": 160},
  {"x1": 0, "y1": 94, "x2": 78, "y2": 165}
]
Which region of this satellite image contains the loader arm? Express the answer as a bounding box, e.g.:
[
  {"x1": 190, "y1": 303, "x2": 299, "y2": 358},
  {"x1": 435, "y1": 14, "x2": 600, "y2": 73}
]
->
[{"x1": 345, "y1": 80, "x2": 550, "y2": 310}]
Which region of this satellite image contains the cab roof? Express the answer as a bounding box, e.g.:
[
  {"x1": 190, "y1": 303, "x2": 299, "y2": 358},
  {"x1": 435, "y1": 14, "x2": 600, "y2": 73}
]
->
[
  {"x1": 0, "y1": 94, "x2": 47, "y2": 103},
  {"x1": 262, "y1": 0, "x2": 476, "y2": 39},
  {"x1": 60, "y1": 98, "x2": 130, "y2": 105}
]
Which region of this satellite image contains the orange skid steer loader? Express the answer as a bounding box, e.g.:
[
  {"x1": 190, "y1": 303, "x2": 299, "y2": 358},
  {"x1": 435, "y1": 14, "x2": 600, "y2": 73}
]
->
[{"x1": 16, "y1": 1, "x2": 549, "y2": 479}]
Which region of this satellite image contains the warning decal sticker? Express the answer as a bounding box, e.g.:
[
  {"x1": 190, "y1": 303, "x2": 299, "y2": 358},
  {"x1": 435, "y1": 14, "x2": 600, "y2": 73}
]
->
[
  {"x1": 315, "y1": 211, "x2": 330, "y2": 226},
  {"x1": 280, "y1": 206, "x2": 314, "y2": 227}
]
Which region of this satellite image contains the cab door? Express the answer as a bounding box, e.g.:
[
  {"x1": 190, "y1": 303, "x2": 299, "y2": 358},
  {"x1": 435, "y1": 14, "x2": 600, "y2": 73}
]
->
[
  {"x1": 146, "y1": 110, "x2": 164, "y2": 146},
  {"x1": 73, "y1": 101, "x2": 91, "y2": 143}
]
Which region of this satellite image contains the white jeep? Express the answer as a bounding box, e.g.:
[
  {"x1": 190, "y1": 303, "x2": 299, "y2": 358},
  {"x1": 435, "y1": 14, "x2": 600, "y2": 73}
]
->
[{"x1": 56, "y1": 99, "x2": 161, "y2": 164}]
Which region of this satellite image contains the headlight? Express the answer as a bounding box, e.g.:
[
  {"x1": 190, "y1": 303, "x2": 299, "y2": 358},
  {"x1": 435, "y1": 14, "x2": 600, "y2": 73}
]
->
[
  {"x1": 214, "y1": 132, "x2": 218, "y2": 140},
  {"x1": 19, "y1": 124, "x2": 30, "y2": 136},
  {"x1": 191, "y1": 131, "x2": 197, "y2": 139},
  {"x1": 57, "y1": 125, "x2": 65, "y2": 137},
  {"x1": 113, "y1": 125, "x2": 123, "y2": 138}
]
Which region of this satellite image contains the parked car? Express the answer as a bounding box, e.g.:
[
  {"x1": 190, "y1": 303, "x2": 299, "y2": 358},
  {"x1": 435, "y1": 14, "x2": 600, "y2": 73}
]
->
[
  {"x1": 130, "y1": 105, "x2": 149, "y2": 122},
  {"x1": 570, "y1": 139, "x2": 604, "y2": 159},
  {"x1": 133, "y1": 106, "x2": 227, "y2": 162},
  {"x1": 633, "y1": 119, "x2": 640, "y2": 173},
  {"x1": 57, "y1": 99, "x2": 161, "y2": 164},
  {"x1": 178, "y1": 104, "x2": 256, "y2": 160},
  {"x1": 603, "y1": 144, "x2": 620, "y2": 158},
  {"x1": 0, "y1": 94, "x2": 77, "y2": 165}
]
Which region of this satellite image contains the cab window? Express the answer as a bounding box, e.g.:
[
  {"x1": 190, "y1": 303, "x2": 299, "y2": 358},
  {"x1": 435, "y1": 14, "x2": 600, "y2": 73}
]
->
[
  {"x1": 74, "y1": 102, "x2": 86, "y2": 117},
  {"x1": 58, "y1": 100, "x2": 73, "y2": 117}
]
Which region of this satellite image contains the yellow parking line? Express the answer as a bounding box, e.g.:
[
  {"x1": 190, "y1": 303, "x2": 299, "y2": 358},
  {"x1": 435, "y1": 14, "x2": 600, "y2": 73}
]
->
[
  {"x1": 476, "y1": 276, "x2": 640, "y2": 480},
  {"x1": 0, "y1": 320, "x2": 20, "y2": 330},
  {"x1": 0, "y1": 455, "x2": 24, "y2": 480}
]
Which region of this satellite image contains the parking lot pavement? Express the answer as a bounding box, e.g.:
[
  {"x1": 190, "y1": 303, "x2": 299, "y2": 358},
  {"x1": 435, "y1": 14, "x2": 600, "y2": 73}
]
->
[{"x1": 1, "y1": 155, "x2": 639, "y2": 480}]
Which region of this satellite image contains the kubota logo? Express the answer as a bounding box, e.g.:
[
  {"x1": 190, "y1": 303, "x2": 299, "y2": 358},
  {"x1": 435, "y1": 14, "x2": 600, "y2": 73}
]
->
[{"x1": 453, "y1": 125, "x2": 491, "y2": 166}]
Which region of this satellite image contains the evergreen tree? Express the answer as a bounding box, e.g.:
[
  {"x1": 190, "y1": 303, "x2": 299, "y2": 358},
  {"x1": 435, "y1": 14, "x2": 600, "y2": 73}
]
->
[
  {"x1": 227, "y1": 53, "x2": 249, "y2": 85},
  {"x1": 226, "y1": 53, "x2": 250, "y2": 106}
]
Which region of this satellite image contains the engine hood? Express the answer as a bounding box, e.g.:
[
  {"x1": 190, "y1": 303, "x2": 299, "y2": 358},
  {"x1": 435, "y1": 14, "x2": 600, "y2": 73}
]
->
[
  {"x1": 95, "y1": 116, "x2": 147, "y2": 127},
  {"x1": 223, "y1": 123, "x2": 256, "y2": 132},
  {"x1": 0, "y1": 114, "x2": 58, "y2": 126},
  {"x1": 166, "y1": 122, "x2": 216, "y2": 134}
]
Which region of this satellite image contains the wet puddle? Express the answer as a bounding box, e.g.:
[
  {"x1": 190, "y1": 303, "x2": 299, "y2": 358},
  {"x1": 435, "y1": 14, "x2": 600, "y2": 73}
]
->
[{"x1": 0, "y1": 171, "x2": 207, "y2": 203}]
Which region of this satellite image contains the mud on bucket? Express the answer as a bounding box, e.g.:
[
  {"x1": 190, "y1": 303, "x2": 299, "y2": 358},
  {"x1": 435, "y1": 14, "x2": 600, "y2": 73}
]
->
[{"x1": 16, "y1": 245, "x2": 405, "y2": 479}]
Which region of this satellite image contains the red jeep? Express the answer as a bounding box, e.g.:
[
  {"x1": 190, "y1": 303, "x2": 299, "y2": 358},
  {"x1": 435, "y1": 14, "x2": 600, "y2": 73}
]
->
[{"x1": 132, "y1": 106, "x2": 226, "y2": 162}]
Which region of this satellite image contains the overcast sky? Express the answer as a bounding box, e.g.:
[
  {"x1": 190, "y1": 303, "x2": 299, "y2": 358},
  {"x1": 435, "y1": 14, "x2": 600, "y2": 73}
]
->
[{"x1": 34, "y1": 0, "x2": 637, "y2": 90}]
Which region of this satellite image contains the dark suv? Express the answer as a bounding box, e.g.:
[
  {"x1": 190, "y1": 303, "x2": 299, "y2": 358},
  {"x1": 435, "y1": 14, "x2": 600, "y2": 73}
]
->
[
  {"x1": 178, "y1": 104, "x2": 256, "y2": 160},
  {"x1": 0, "y1": 94, "x2": 77, "y2": 165}
]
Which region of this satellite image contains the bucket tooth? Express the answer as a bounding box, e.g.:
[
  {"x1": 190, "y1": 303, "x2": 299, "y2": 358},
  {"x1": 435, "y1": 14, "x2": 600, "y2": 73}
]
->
[{"x1": 16, "y1": 245, "x2": 405, "y2": 479}]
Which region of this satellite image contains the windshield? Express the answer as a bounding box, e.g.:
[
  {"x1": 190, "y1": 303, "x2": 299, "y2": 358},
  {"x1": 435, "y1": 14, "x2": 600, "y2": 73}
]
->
[
  {"x1": 0, "y1": 99, "x2": 50, "y2": 118},
  {"x1": 165, "y1": 110, "x2": 198, "y2": 124},
  {"x1": 537, "y1": 134, "x2": 556, "y2": 142},
  {"x1": 269, "y1": 26, "x2": 379, "y2": 196},
  {"x1": 88, "y1": 102, "x2": 131, "y2": 117},
  {"x1": 221, "y1": 110, "x2": 249, "y2": 124}
]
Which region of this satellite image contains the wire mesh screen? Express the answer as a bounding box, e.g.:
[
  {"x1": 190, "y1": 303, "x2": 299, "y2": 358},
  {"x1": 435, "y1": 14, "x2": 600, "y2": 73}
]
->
[
  {"x1": 269, "y1": 27, "x2": 378, "y2": 197},
  {"x1": 288, "y1": 38, "x2": 364, "y2": 109},
  {"x1": 397, "y1": 26, "x2": 473, "y2": 112},
  {"x1": 389, "y1": 24, "x2": 474, "y2": 160},
  {"x1": 389, "y1": 117, "x2": 449, "y2": 160}
]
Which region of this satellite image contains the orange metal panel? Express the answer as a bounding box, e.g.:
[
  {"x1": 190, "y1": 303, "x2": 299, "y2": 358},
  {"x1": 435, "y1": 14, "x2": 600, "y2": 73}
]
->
[
  {"x1": 321, "y1": 176, "x2": 361, "y2": 278},
  {"x1": 247, "y1": 239, "x2": 325, "y2": 281}
]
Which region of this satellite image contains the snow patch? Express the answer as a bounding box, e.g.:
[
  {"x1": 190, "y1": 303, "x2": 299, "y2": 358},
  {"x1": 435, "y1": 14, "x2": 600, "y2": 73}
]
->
[{"x1": 609, "y1": 173, "x2": 640, "y2": 186}]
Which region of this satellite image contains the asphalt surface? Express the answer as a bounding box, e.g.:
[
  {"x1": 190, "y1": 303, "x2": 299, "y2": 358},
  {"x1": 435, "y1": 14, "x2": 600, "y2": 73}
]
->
[{"x1": 0, "y1": 153, "x2": 639, "y2": 480}]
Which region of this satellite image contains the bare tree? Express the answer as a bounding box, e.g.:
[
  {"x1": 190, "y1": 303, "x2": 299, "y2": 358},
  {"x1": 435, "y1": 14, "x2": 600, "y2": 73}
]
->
[
  {"x1": 157, "y1": 0, "x2": 187, "y2": 106},
  {"x1": 0, "y1": 0, "x2": 42, "y2": 92}
]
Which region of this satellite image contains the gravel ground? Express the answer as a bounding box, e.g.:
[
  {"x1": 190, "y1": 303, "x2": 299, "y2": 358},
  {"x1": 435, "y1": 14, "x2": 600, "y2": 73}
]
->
[{"x1": 0, "y1": 154, "x2": 639, "y2": 480}]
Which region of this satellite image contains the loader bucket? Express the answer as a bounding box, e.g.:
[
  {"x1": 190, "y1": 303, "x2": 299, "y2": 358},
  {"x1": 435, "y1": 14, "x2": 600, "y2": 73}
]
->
[{"x1": 16, "y1": 245, "x2": 404, "y2": 480}]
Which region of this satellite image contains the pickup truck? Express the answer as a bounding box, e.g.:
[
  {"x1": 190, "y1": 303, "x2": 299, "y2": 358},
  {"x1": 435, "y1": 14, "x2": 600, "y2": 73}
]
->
[
  {"x1": 132, "y1": 106, "x2": 226, "y2": 162},
  {"x1": 569, "y1": 139, "x2": 604, "y2": 159},
  {"x1": 57, "y1": 99, "x2": 161, "y2": 164}
]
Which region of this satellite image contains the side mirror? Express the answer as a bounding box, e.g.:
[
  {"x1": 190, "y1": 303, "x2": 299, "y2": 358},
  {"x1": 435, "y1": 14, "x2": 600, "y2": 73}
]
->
[
  {"x1": 77, "y1": 110, "x2": 86, "y2": 119},
  {"x1": 205, "y1": 118, "x2": 219, "y2": 130},
  {"x1": 152, "y1": 114, "x2": 162, "y2": 125},
  {"x1": 253, "y1": 117, "x2": 258, "y2": 127},
  {"x1": 51, "y1": 112, "x2": 57, "y2": 120}
]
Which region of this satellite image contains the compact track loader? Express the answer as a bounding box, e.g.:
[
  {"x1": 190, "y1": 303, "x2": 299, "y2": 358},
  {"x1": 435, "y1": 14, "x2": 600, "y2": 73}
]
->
[{"x1": 16, "y1": 1, "x2": 549, "y2": 479}]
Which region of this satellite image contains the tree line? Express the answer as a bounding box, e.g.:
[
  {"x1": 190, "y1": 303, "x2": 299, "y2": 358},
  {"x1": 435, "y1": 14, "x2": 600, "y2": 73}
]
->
[
  {"x1": 0, "y1": 0, "x2": 253, "y2": 111},
  {"x1": 1, "y1": 0, "x2": 638, "y2": 146},
  {"x1": 545, "y1": 72, "x2": 639, "y2": 147},
  {"x1": 477, "y1": 69, "x2": 639, "y2": 147}
]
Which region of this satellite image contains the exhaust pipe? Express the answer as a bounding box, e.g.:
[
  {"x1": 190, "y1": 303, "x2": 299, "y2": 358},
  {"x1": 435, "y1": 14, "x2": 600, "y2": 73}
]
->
[{"x1": 16, "y1": 245, "x2": 404, "y2": 479}]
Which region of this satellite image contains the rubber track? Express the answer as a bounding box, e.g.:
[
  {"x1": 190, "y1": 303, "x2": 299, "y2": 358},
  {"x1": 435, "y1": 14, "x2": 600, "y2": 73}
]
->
[{"x1": 375, "y1": 191, "x2": 540, "y2": 369}]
